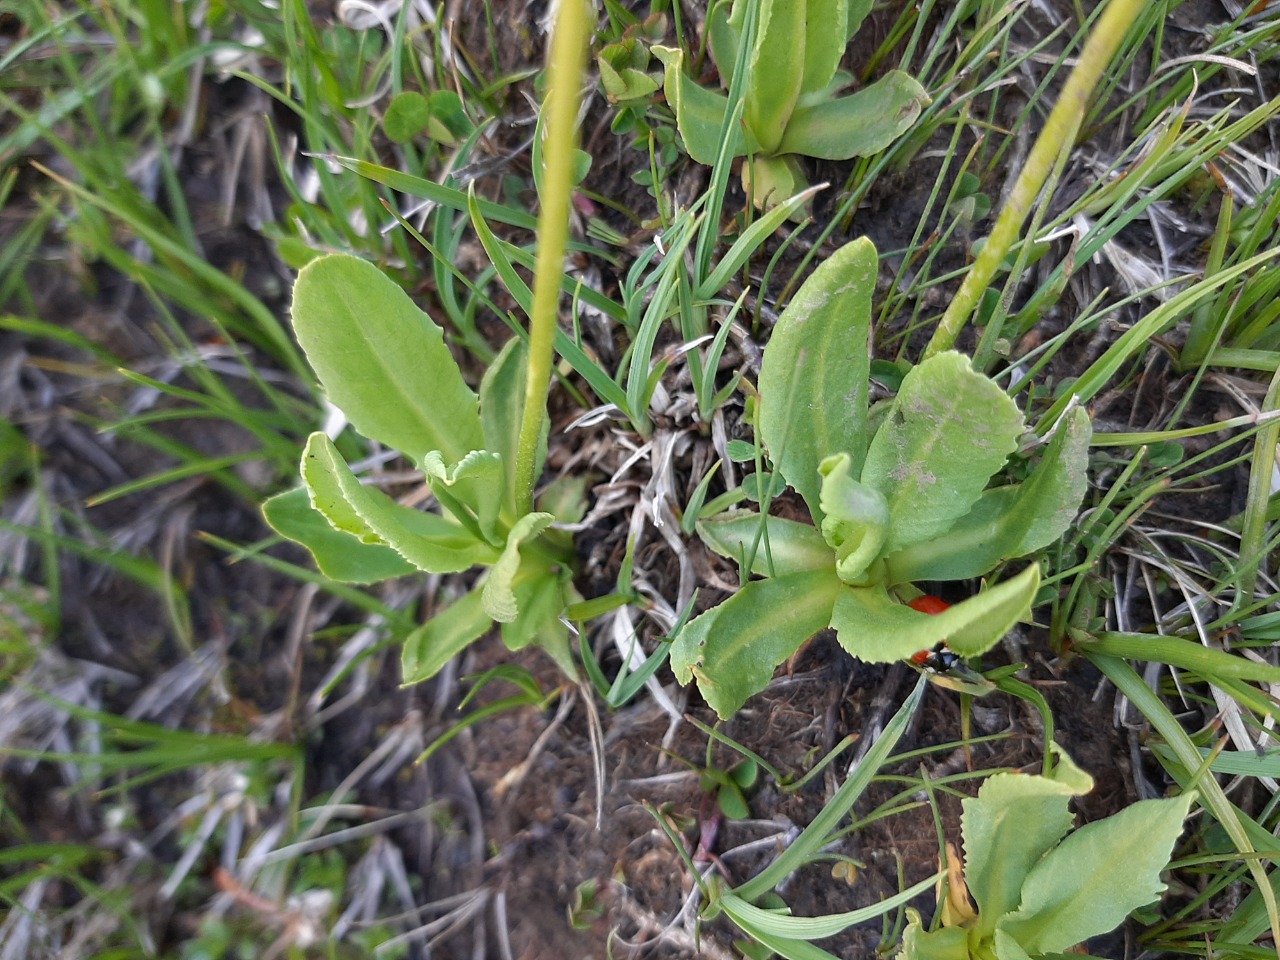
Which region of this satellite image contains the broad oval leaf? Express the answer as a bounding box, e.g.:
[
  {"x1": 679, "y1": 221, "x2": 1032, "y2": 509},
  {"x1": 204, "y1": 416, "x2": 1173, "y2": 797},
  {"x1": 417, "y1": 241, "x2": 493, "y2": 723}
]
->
[
  {"x1": 301, "y1": 433, "x2": 495, "y2": 574},
  {"x1": 696, "y1": 509, "x2": 832, "y2": 577},
  {"x1": 383, "y1": 91, "x2": 431, "y2": 143},
  {"x1": 291, "y1": 254, "x2": 484, "y2": 465},
  {"x1": 798, "y1": 0, "x2": 848, "y2": 96},
  {"x1": 401, "y1": 590, "x2": 492, "y2": 685},
  {"x1": 779, "y1": 70, "x2": 930, "y2": 160},
  {"x1": 861, "y1": 351, "x2": 1024, "y2": 554},
  {"x1": 670, "y1": 569, "x2": 842, "y2": 719},
  {"x1": 758, "y1": 237, "x2": 876, "y2": 524},
  {"x1": 995, "y1": 791, "x2": 1194, "y2": 955},
  {"x1": 885, "y1": 406, "x2": 1092, "y2": 583},
  {"x1": 962, "y1": 769, "x2": 1086, "y2": 938},
  {"x1": 745, "y1": 0, "x2": 805, "y2": 152},
  {"x1": 653, "y1": 45, "x2": 754, "y2": 164},
  {"x1": 829, "y1": 565, "x2": 1039, "y2": 662},
  {"x1": 263, "y1": 487, "x2": 416, "y2": 583}
]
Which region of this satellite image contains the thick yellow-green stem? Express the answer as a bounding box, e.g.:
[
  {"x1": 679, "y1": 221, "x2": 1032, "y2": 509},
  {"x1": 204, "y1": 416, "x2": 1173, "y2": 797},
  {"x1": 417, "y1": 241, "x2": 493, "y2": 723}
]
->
[
  {"x1": 924, "y1": 0, "x2": 1147, "y2": 359},
  {"x1": 516, "y1": 0, "x2": 591, "y2": 511}
]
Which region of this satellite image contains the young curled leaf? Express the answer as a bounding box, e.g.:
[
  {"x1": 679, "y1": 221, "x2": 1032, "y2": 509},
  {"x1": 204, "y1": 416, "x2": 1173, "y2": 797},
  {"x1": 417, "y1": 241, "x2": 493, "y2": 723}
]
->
[
  {"x1": 481, "y1": 512, "x2": 555, "y2": 623},
  {"x1": 263, "y1": 487, "x2": 416, "y2": 584},
  {"x1": 818, "y1": 452, "x2": 888, "y2": 584},
  {"x1": 422, "y1": 449, "x2": 505, "y2": 547}
]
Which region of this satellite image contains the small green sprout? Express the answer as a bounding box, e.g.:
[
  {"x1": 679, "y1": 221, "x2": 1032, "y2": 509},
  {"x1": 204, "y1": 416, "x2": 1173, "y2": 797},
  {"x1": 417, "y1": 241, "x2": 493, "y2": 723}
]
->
[
  {"x1": 672, "y1": 237, "x2": 1092, "y2": 719},
  {"x1": 653, "y1": 0, "x2": 930, "y2": 209}
]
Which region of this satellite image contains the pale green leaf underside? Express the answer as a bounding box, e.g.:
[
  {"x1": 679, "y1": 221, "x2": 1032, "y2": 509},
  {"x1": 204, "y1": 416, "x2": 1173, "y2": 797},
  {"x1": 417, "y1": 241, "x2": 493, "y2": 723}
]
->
[
  {"x1": 401, "y1": 589, "x2": 491, "y2": 685},
  {"x1": 696, "y1": 510, "x2": 832, "y2": 578},
  {"x1": 291, "y1": 254, "x2": 483, "y2": 465},
  {"x1": 830, "y1": 565, "x2": 1039, "y2": 663},
  {"x1": 862, "y1": 351, "x2": 1024, "y2": 554},
  {"x1": 779, "y1": 70, "x2": 929, "y2": 160},
  {"x1": 671, "y1": 569, "x2": 842, "y2": 719},
  {"x1": 996, "y1": 792, "x2": 1194, "y2": 955},
  {"x1": 897, "y1": 915, "x2": 971, "y2": 960},
  {"x1": 301, "y1": 433, "x2": 493, "y2": 574},
  {"x1": 262, "y1": 487, "x2": 416, "y2": 583},
  {"x1": 759, "y1": 237, "x2": 876, "y2": 524}
]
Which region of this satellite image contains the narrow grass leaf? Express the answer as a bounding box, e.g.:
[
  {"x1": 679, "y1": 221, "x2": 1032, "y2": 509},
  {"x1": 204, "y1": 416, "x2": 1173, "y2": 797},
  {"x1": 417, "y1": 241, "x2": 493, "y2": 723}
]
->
[
  {"x1": 735, "y1": 673, "x2": 927, "y2": 901},
  {"x1": 324, "y1": 155, "x2": 538, "y2": 228},
  {"x1": 720, "y1": 870, "x2": 940, "y2": 940}
]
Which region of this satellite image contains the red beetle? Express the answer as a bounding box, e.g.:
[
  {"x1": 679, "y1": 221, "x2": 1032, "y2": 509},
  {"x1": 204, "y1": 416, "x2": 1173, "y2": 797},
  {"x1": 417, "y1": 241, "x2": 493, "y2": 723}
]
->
[{"x1": 908, "y1": 595, "x2": 951, "y2": 616}]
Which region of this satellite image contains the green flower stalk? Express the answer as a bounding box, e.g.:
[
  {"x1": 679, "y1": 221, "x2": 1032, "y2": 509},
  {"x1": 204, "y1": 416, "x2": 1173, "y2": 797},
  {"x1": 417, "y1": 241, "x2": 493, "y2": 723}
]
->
[{"x1": 517, "y1": 0, "x2": 591, "y2": 511}]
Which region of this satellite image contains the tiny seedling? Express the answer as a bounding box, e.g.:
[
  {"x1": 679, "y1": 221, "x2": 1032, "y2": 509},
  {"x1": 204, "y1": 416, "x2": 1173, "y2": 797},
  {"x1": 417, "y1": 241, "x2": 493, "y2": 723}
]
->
[
  {"x1": 899, "y1": 744, "x2": 1194, "y2": 959},
  {"x1": 654, "y1": 0, "x2": 929, "y2": 209},
  {"x1": 672, "y1": 238, "x2": 1092, "y2": 718}
]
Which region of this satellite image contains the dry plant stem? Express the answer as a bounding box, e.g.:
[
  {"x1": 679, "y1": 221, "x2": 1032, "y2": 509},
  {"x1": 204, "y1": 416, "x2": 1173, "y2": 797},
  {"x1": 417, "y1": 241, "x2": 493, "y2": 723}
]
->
[
  {"x1": 923, "y1": 0, "x2": 1147, "y2": 359},
  {"x1": 516, "y1": 0, "x2": 591, "y2": 510}
]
